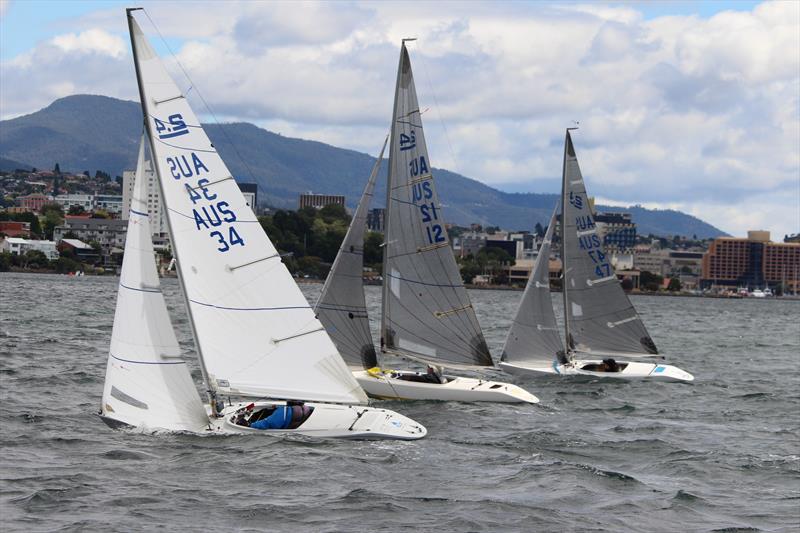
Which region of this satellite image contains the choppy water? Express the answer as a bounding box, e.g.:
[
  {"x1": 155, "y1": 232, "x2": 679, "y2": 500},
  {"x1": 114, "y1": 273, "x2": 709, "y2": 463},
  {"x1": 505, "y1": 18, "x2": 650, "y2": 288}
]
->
[{"x1": 1, "y1": 272, "x2": 798, "y2": 532}]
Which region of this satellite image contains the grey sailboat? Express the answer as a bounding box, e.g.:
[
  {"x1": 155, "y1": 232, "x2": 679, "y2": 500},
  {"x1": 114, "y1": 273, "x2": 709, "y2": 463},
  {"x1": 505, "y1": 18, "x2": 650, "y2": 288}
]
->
[
  {"x1": 317, "y1": 41, "x2": 538, "y2": 402},
  {"x1": 500, "y1": 130, "x2": 693, "y2": 381}
]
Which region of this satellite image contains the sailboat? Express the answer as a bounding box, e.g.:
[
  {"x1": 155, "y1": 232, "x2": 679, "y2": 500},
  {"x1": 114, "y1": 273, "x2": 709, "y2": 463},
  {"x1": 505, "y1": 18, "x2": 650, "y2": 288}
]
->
[
  {"x1": 499, "y1": 130, "x2": 693, "y2": 381},
  {"x1": 99, "y1": 9, "x2": 427, "y2": 439},
  {"x1": 316, "y1": 41, "x2": 537, "y2": 403}
]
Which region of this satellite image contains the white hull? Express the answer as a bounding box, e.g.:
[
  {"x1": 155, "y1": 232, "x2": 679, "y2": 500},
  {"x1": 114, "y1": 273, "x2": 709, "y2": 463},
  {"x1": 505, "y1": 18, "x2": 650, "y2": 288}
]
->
[
  {"x1": 101, "y1": 400, "x2": 427, "y2": 440},
  {"x1": 354, "y1": 369, "x2": 539, "y2": 403},
  {"x1": 499, "y1": 360, "x2": 694, "y2": 382}
]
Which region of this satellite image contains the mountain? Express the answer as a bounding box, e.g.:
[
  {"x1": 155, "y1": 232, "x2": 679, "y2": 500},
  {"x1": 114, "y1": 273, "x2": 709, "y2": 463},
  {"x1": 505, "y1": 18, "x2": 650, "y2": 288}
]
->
[{"x1": 0, "y1": 95, "x2": 726, "y2": 238}]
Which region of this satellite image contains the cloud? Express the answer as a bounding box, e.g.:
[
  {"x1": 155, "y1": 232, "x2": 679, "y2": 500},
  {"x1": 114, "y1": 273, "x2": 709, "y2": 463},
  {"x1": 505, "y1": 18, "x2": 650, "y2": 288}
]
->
[{"x1": 1, "y1": 1, "x2": 798, "y2": 238}]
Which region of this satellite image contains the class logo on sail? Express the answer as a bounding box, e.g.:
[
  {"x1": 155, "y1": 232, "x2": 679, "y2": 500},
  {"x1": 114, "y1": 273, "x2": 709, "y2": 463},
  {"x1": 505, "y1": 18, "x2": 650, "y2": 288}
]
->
[{"x1": 154, "y1": 113, "x2": 189, "y2": 139}]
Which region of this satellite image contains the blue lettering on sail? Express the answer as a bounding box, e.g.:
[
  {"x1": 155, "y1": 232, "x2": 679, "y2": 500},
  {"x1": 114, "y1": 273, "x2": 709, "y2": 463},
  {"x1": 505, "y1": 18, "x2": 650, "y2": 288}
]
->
[
  {"x1": 399, "y1": 130, "x2": 416, "y2": 151},
  {"x1": 575, "y1": 215, "x2": 595, "y2": 231},
  {"x1": 165, "y1": 149, "x2": 245, "y2": 252},
  {"x1": 154, "y1": 114, "x2": 189, "y2": 139},
  {"x1": 569, "y1": 191, "x2": 583, "y2": 210}
]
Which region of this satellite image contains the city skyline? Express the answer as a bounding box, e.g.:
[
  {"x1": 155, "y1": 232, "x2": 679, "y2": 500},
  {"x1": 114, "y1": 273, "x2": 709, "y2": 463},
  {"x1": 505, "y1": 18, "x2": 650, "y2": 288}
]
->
[{"x1": 1, "y1": 0, "x2": 798, "y2": 239}]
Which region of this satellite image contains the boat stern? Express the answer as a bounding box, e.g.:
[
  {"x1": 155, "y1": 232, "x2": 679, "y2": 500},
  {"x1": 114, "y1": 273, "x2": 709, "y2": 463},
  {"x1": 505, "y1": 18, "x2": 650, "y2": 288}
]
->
[{"x1": 649, "y1": 363, "x2": 694, "y2": 382}]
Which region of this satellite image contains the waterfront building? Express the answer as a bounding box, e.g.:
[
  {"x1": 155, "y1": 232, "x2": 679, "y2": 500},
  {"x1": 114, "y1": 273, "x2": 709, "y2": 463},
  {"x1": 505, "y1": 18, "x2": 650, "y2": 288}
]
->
[
  {"x1": 0, "y1": 237, "x2": 59, "y2": 260},
  {"x1": 702, "y1": 231, "x2": 800, "y2": 291},
  {"x1": 298, "y1": 193, "x2": 345, "y2": 210},
  {"x1": 53, "y1": 217, "x2": 128, "y2": 251},
  {"x1": 15, "y1": 193, "x2": 52, "y2": 212},
  {"x1": 0, "y1": 221, "x2": 31, "y2": 238},
  {"x1": 57, "y1": 238, "x2": 99, "y2": 262}
]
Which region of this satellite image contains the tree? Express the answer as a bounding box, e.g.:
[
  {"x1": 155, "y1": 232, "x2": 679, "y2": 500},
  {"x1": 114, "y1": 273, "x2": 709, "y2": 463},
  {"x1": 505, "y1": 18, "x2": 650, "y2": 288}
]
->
[
  {"x1": 22, "y1": 250, "x2": 49, "y2": 269},
  {"x1": 667, "y1": 278, "x2": 682, "y2": 292},
  {"x1": 40, "y1": 203, "x2": 64, "y2": 240},
  {"x1": 534, "y1": 222, "x2": 545, "y2": 237},
  {"x1": 91, "y1": 209, "x2": 110, "y2": 219},
  {"x1": 640, "y1": 270, "x2": 663, "y2": 292},
  {"x1": 0, "y1": 252, "x2": 11, "y2": 272},
  {"x1": 68, "y1": 205, "x2": 85, "y2": 215},
  {"x1": 363, "y1": 232, "x2": 383, "y2": 268},
  {"x1": 621, "y1": 278, "x2": 634, "y2": 291},
  {"x1": 53, "y1": 163, "x2": 61, "y2": 174}
]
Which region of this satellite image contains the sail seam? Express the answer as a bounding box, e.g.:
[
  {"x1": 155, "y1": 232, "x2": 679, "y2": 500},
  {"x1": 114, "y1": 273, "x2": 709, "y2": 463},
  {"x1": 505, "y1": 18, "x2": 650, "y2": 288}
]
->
[
  {"x1": 111, "y1": 353, "x2": 186, "y2": 365},
  {"x1": 120, "y1": 282, "x2": 161, "y2": 294},
  {"x1": 188, "y1": 299, "x2": 311, "y2": 312}
]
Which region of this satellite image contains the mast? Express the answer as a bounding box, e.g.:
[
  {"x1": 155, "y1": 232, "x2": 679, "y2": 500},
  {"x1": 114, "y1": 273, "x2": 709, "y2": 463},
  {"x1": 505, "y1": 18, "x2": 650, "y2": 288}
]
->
[
  {"x1": 561, "y1": 128, "x2": 577, "y2": 361},
  {"x1": 381, "y1": 39, "x2": 410, "y2": 353},
  {"x1": 126, "y1": 8, "x2": 218, "y2": 411}
]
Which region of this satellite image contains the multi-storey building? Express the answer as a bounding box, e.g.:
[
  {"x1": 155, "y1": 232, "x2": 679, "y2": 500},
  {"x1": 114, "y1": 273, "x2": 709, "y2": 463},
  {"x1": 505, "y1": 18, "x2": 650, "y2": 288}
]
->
[
  {"x1": 122, "y1": 168, "x2": 168, "y2": 237},
  {"x1": 15, "y1": 193, "x2": 52, "y2": 212},
  {"x1": 594, "y1": 211, "x2": 636, "y2": 252},
  {"x1": 367, "y1": 208, "x2": 385, "y2": 233},
  {"x1": 238, "y1": 183, "x2": 258, "y2": 215},
  {"x1": 702, "y1": 231, "x2": 800, "y2": 291},
  {"x1": 298, "y1": 193, "x2": 345, "y2": 210},
  {"x1": 53, "y1": 217, "x2": 128, "y2": 251}
]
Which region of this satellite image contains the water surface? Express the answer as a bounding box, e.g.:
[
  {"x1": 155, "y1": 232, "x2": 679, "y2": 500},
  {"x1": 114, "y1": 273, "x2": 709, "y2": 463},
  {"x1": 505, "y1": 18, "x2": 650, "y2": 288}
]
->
[{"x1": 1, "y1": 273, "x2": 798, "y2": 532}]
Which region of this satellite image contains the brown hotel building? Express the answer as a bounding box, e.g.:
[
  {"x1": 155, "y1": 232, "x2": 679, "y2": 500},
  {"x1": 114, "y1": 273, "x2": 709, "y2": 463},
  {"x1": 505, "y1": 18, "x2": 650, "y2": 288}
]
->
[{"x1": 702, "y1": 231, "x2": 800, "y2": 292}]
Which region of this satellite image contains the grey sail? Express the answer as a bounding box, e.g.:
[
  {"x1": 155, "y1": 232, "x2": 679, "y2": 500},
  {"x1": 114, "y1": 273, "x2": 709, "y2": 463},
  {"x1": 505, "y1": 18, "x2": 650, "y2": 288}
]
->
[
  {"x1": 501, "y1": 206, "x2": 565, "y2": 366},
  {"x1": 561, "y1": 131, "x2": 658, "y2": 357},
  {"x1": 381, "y1": 42, "x2": 492, "y2": 368},
  {"x1": 315, "y1": 137, "x2": 388, "y2": 370}
]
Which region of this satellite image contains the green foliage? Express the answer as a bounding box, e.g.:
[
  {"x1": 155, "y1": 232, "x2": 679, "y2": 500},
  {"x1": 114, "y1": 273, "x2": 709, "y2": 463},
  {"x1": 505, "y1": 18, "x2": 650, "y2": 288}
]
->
[
  {"x1": 363, "y1": 232, "x2": 383, "y2": 268},
  {"x1": 52, "y1": 256, "x2": 81, "y2": 274},
  {"x1": 259, "y1": 207, "x2": 352, "y2": 274},
  {"x1": 640, "y1": 270, "x2": 664, "y2": 292},
  {"x1": 667, "y1": 278, "x2": 682, "y2": 292},
  {"x1": 91, "y1": 209, "x2": 110, "y2": 219},
  {"x1": 68, "y1": 205, "x2": 85, "y2": 215},
  {"x1": 41, "y1": 204, "x2": 64, "y2": 240},
  {"x1": 22, "y1": 250, "x2": 49, "y2": 269},
  {"x1": 0, "y1": 252, "x2": 11, "y2": 272},
  {"x1": 459, "y1": 246, "x2": 515, "y2": 285}
]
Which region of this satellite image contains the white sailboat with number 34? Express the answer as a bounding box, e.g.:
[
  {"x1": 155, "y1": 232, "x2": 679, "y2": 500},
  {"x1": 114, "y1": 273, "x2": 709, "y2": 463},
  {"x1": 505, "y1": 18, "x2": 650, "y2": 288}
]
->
[{"x1": 98, "y1": 9, "x2": 426, "y2": 440}]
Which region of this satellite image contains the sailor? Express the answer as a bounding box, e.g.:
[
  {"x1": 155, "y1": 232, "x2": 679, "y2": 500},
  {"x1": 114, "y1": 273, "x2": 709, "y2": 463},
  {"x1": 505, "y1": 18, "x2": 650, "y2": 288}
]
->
[{"x1": 250, "y1": 405, "x2": 293, "y2": 430}]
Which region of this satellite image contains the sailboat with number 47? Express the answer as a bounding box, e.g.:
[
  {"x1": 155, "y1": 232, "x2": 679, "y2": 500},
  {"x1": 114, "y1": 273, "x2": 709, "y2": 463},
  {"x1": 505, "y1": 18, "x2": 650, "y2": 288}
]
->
[{"x1": 499, "y1": 130, "x2": 693, "y2": 382}]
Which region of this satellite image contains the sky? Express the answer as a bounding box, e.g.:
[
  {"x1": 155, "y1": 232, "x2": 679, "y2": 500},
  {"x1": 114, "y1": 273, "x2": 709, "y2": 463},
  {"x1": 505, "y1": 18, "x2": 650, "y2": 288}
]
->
[{"x1": 0, "y1": 0, "x2": 798, "y2": 239}]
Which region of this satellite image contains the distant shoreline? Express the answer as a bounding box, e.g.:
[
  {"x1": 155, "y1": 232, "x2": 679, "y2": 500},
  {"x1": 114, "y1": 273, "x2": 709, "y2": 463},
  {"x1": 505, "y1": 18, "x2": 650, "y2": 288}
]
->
[{"x1": 3, "y1": 270, "x2": 797, "y2": 301}]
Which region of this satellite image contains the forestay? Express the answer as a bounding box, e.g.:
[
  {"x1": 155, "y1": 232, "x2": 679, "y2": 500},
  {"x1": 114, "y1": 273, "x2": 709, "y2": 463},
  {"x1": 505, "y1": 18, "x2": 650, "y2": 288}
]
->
[
  {"x1": 381, "y1": 43, "x2": 492, "y2": 368},
  {"x1": 315, "y1": 137, "x2": 388, "y2": 370},
  {"x1": 102, "y1": 135, "x2": 208, "y2": 431},
  {"x1": 128, "y1": 14, "x2": 366, "y2": 404},
  {"x1": 501, "y1": 206, "x2": 566, "y2": 367},
  {"x1": 561, "y1": 132, "x2": 658, "y2": 357}
]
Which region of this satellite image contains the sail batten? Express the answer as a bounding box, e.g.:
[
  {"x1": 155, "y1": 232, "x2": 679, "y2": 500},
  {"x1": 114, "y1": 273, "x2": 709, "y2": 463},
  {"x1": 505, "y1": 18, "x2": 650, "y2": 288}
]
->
[
  {"x1": 128, "y1": 13, "x2": 367, "y2": 404},
  {"x1": 314, "y1": 137, "x2": 388, "y2": 370},
  {"x1": 501, "y1": 206, "x2": 565, "y2": 367},
  {"x1": 561, "y1": 131, "x2": 659, "y2": 357},
  {"x1": 380, "y1": 43, "x2": 492, "y2": 368}
]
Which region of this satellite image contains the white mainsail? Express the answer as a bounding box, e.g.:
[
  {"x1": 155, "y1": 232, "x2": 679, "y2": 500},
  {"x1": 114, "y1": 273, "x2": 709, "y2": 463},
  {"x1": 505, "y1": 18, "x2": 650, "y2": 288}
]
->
[
  {"x1": 101, "y1": 135, "x2": 208, "y2": 431},
  {"x1": 381, "y1": 42, "x2": 492, "y2": 369},
  {"x1": 561, "y1": 131, "x2": 658, "y2": 357},
  {"x1": 315, "y1": 137, "x2": 387, "y2": 370},
  {"x1": 128, "y1": 12, "x2": 366, "y2": 404},
  {"x1": 501, "y1": 206, "x2": 566, "y2": 367}
]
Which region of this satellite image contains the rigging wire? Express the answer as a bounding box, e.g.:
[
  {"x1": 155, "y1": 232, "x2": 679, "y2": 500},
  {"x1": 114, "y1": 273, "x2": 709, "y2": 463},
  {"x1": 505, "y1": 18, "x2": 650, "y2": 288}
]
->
[
  {"x1": 140, "y1": 10, "x2": 271, "y2": 209},
  {"x1": 409, "y1": 40, "x2": 460, "y2": 176}
]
